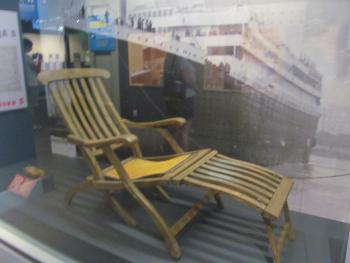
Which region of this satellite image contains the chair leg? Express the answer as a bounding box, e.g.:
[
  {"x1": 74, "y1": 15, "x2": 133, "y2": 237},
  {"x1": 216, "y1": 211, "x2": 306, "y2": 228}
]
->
[
  {"x1": 214, "y1": 193, "x2": 224, "y2": 209},
  {"x1": 109, "y1": 194, "x2": 138, "y2": 227},
  {"x1": 102, "y1": 146, "x2": 181, "y2": 258},
  {"x1": 64, "y1": 180, "x2": 93, "y2": 207},
  {"x1": 262, "y1": 216, "x2": 280, "y2": 263},
  {"x1": 127, "y1": 183, "x2": 181, "y2": 258},
  {"x1": 283, "y1": 202, "x2": 295, "y2": 241}
]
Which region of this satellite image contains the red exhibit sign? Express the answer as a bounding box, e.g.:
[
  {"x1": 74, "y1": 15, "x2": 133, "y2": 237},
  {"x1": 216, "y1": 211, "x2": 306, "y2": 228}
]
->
[{"x1": 7, "y1": 174, "x2": 37, "y2": 198}]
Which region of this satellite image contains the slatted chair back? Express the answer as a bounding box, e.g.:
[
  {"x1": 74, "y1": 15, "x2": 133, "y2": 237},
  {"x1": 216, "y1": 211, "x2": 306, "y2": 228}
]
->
[{"x1": 38, "y1": 68, "x2": 142, "y2": 179}]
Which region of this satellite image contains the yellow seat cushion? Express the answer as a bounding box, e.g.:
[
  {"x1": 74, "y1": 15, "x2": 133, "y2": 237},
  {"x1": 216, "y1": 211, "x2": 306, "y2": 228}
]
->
[{"x1": 105, "y1": 154, "x2": 190, "y2": 180}]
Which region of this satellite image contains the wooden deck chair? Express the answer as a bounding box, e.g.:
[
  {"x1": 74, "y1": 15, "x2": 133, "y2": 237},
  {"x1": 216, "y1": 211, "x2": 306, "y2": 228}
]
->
[{"x1": 38, "y1": 68, "x2": 294, "y2": 263}]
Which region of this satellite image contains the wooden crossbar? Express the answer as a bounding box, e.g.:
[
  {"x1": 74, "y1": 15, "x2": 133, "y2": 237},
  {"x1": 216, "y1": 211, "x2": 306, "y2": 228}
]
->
[{"x1": 170, "y1": 191, "x2": 215, "y2": 236}]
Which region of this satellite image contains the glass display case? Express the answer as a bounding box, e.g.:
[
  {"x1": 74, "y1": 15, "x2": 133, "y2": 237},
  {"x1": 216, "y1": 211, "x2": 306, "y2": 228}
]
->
[{"x1": 0, "y1": 1, "x2": 349, "y2": 262}]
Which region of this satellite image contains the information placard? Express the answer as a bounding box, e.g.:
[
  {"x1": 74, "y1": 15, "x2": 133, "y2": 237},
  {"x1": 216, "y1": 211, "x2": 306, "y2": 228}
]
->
[
  {"x1": 88, "y1": 15, "x2": 116, "y2": 52},
  {"x1": 19, "y1": 0, "x2": 38, "y2": 21},
  {"x1": 0, "y1": 10, "x2": 27, "y2": 112}
]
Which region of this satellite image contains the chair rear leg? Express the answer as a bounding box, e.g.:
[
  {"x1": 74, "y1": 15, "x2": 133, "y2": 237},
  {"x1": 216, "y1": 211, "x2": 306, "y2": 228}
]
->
[
  {"x1": 127, "y1": 183, "x2": 181, "y2": 258},
  {"x1": 214, "y1": 193, "x2": 224, "y2": 209},
  {"x1": 262, "y1": 216, "x2": 281, "y2": 263},
  {"x1": 283, "y1": 202, "x2": 294, "y2": 241}
]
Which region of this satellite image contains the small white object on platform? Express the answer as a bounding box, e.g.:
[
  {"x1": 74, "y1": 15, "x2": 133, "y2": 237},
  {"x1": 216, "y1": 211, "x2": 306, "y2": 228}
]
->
[{"x1": 50, "y1": 136, "x2": 77, "y2": 158}]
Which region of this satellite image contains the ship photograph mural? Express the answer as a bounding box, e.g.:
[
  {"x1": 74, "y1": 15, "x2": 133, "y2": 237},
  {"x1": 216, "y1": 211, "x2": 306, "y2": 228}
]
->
[
  {"x1": 34, "y1": 0, "x2": 350, "y2": 167},
  {"x1": 125, "y1": 0, "x2": 324, "y2": 165}
]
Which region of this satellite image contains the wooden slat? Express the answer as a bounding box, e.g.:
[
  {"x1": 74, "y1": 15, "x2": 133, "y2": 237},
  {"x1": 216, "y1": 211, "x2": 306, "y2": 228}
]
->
[
  {"x1": 162, "y1": 150, "x2": 211, "y2": 180},
  {"x1": 214, "y1": 155, "x2": 281, "y2": 183},
  {"x1": 170, "y1": 191, "x2": 214, "y2": 236},
  {"x1": 202, "y1": 162, "x2": 277, "y2": 193},
  {"x1": 217, "y1": 154, "x2": 283, "y2": 180},
  {"x1": 183, "y1": 177, "x2": 267, "y2": 212},
  {"x1": 195, "y1": 167, "x2": 273, "y2": 199},
  {"x1": 213, "y1": 156, "x2": 281, "y2": 184},
  {"x1": 264, "y1": 177, "x2": 294, "y2": 219},
  {"x1": 49, "y1": 83, "x2": 79, "y2": 136},
  {"x1": 191, "y1": 172, "x2": 270, "y2": 205},
  {"x1": 71, "y1": 79, "x2": 104, "y2": 138},
  {"x1": 169, "y1": 150, "x2": 217, "y2": 182},
  {"x1": 96, "y1": 78, "x2": 130, "y2": 134},
  {"x1": 95, "y1": 77, "x2": 144, "y2": 157},
  {"x1": 80, "y1": 78, "x2": 112, "y2": 138},
  {"x1": 88, "y1": 78, "x2": 120, "y2": 136},
  {"x1": 64, "y1": 80, "x2": 97, "y2": 139},
  {"x1": 144, "y1": 151, "x2": 197, "y2": 161},
  {"x1": 57, "y1": 81, "x2": 87, "y2": 138},
  {"x1": 206, "y1": 159, "x2": 279, "y2": 188}
]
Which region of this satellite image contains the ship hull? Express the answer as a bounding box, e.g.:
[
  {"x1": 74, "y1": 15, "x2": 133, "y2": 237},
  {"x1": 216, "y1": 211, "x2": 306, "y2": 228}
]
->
[{"x1": 191, "y1": 87, "x2": 319, "y2": 166}]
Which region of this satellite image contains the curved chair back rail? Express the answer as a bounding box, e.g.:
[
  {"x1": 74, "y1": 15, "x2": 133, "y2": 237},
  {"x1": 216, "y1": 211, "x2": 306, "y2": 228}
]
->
[{"x1": 38, "y1": 68, "x2": 111, "y2": 85}]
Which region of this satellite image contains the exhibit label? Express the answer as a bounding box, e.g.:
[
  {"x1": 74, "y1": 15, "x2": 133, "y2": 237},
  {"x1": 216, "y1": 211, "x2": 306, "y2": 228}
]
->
[{"x1": 0, "y1": 10, "x2": 27, "y2": 112}]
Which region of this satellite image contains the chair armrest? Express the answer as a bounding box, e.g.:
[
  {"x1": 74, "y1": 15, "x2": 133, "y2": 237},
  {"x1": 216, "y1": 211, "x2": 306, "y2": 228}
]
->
[
  {"x1": 123, "y1": 118, "x2": 186, "y2": 154},
  {"x1": 123, "y1": 118, "x2": 186, "y2": 129},
  {"x1": 67, "y1": 134, "x2": 138, "y2": 148}
]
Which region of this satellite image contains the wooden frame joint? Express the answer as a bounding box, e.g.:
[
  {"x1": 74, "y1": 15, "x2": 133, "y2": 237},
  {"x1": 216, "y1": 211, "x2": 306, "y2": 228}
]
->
[{"x1": 170, "y1": 191, "x2": 215, "y2": 236}]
